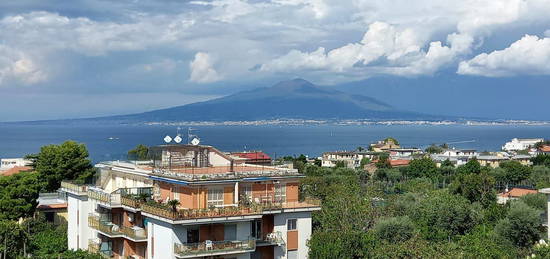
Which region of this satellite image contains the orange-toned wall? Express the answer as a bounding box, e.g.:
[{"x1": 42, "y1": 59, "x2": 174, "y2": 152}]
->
[
  {"x1": 286, "y1": 182, "x2": 299, "y2": 202},
  {"x1": 159, "y1": 182, "x2": 171, "y2": 202},
  {"x1": 287, "y1": 230, "x2": 298, "y2": 250},
  {"x1": 179, "y1": 186, "x2": 194, "y2": 209}
]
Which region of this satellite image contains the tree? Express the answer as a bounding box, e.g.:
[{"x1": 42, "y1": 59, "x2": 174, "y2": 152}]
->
[
  {"x1": 375, "y1": 154, "x2": 391, "y2": 169},
  {"x1": 495, "y1": 201, "x2": 540, "y2": 248},
  {"x1": 456, "y1": 159, "x2": 481, "y2": 175},
  {"x1": 518, "y1": 193, "x2": 546, "y2": 211},
  {"x1": 127, "y1": 144, "x2": 149, "y2": 160},
  {"x1": 373, "y1": 216, "x2": 415, "y2": 242},
  {"x1": 0, "y1": 172, "x2": 43, "y2": 220},
  {"x1": 425, "y1": 144, "x2": 443, "y2": 154},
  {"x1": 359, "y1": 157, "x2": 371, "y2": 168},
  {"x1": 383, "y1": 137, "x2": 399, "y2": 145},
  {"x1": 498, "y1": 160, "x2": 532, "y2": 183},
  {"x1": 530, "y1": 165, "x2": 550, "y2": 188},
  {"x1": 167, "y1": 199, "x2": 180, "y2": 212},
  {"x1": 449, "y1": 171, "x2": 496, "y2": 207},
  {"x1": 458, "y1": 226, "x2": 517, "y2": 258},
  {"x1": 412, "y1": 191, "x2": 480, "y2": 240},
  {"x1": 406, "y1": 157, "x2": 438, "y2": 179},
  {"x1": 356, "y1": 146, "x2": 365, "y2": 152},
  {"x1": 531, "y1": 154, "x2": 550, "y2": 167},
  {"x1": 27, "y1": 141, "x2": 95, "y2": 191}
]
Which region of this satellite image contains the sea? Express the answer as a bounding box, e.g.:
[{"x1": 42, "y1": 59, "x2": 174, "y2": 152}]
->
[{"x1": 1, "y1": 123, "x2": 550, "y2": 163}]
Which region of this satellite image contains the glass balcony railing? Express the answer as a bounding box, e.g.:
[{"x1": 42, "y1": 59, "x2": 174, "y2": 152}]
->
[
  {"x1": 88, "y1": 187, "x2": 153, "y2": 209},
  {"x1": 88, "y1": 214, "x2": 147, "y2": 241},
  {"x1": 174, "y1": 239, "x2": 256, "y2": 258}
]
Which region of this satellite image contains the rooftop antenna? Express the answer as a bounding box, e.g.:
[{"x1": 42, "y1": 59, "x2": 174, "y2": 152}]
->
[{"x1": 188, "y1": 127, "x2": 200, "y2": 145}]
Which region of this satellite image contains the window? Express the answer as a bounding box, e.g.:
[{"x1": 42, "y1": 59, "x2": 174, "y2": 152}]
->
[
  {"x1": 287, "y1": 250, "x2": 298, "y2": 259},
  {"x1": 287, "y1": 219, "x2": 297, "y2": 231},
  {"x1": 251, "y1": 219, "x2": 262, "y2": 239},
  {"x1": 275, "y1": 184, "x2": 286, "y2": 203},
  {"x1": 207, "y1": 187, "x2": 223, "y2": 207}
]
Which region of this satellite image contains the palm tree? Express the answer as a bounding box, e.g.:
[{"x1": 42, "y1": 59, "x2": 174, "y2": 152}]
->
[{"x1": 167, "y1": 199, "x2": 180, "y2": 212}]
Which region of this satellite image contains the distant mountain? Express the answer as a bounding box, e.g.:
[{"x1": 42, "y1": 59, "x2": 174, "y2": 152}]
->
[{"x1": 97, "y1": 78, "x2": 447, "y2": 122}]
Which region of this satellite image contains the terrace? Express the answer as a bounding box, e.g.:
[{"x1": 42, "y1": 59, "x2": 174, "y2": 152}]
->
[
  {"x1": 174, "y1": 239, "x2": 256, "y2": 258},
  {"x1": 60, "y1": 181, "x2": 87, "y2": 195},
  {"x1": 141, "y1": 198, "x2": 321, "y2": 222},
  {"x1": 87, "y1": 187, "x2": 153, "y2": 209}
]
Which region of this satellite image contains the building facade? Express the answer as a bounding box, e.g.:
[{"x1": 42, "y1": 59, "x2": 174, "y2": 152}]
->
[
  {"x1": 502, "y1": 138, "x2": 544, "y2": 151},
  {"x1": 60, "y1": 144, "x2": 320, "y2": 259}
]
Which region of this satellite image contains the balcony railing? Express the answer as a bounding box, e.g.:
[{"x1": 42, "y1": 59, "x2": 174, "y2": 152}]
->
[
  {"x1": 87, "y1": 188, "x2": 121, "y2": 206},
  {"x1": 141, "y1": 198, "x2": 320, "y2": 221},
  {"x1": 60, "y1": 181, "x2": 87, "y2": 195},
  {"x1": 88, "y1": 239, "x2": 113, "y2": 258},
  {"x1": 174, "y1": 239, "x2": 256, "y2": 258},
  {"x1": 121, "y1": 195, "x2": 142, "y2": 209},
  {"x1": 88, "y1": 214, "x2": 147, "y2": 241}
]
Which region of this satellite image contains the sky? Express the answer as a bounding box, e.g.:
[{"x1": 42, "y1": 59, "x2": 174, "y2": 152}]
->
[{"x1": 1, "y1": 0, "x2": 550, "y2": 121}]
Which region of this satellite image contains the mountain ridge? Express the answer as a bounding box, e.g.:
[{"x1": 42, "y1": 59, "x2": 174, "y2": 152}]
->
[{"x1": 100, "y1": 78, "x2": 445, "y2": 122}]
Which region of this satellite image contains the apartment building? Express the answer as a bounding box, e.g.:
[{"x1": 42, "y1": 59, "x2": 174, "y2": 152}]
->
[
  {"x1": 60, "y1": 144, "x2": 320, "y2": 259},
  {"x1": 321, "y1": 151, "x2": 375, "y2": 168}
]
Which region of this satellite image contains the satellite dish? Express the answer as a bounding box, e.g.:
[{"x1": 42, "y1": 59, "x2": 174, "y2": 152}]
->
[
  {"x1": 164, "y1": 135, "x2": 172, "y2": 143},
  {"x1": 191, "y1": 137, "x2": 200, "y2": 146},
  {"x1": 174, "y1": 135, "x2": 183, "y2": 144}
]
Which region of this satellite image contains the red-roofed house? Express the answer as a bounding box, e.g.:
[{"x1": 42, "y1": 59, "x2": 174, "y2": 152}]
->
[
  {"x1": 497, "y1": 187, "x2": 538, "y2": 204},
  {"x1": 539, "y1": 145, "x2": 550, "y2": 154},
  {"x1": 0, "y1": 166, "x2": 33, "y2": 176},
  {"x1": 230, "y1": 151, "x2": 272, "y2": 166},
  {"x1": 364, "y1": 159, "x2": 411, "y2": 173}
]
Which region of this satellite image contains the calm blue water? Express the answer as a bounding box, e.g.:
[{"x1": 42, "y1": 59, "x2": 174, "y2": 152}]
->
[{"x1": 1, "y1": 124, "x2": 550, "y2": 162}]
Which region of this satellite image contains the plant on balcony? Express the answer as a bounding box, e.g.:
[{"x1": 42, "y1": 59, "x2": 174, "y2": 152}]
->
[{"x1": 167, "y1": 199, "x2": 180, "y2": 212}]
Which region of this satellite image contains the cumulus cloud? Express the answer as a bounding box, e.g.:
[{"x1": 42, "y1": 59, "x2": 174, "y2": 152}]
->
[
  {"x1": 457, "y1": 34, "x2": 550, "y2": 76},
  {"x1": 261, "y1": 22, "x2": 472, "y2": 77},
  {"x1": 189, "y1": 52, "x2": 221, "y2": 83},
  {"x1": 0, "y1": 45, "x2": 47, "y2": 86}
]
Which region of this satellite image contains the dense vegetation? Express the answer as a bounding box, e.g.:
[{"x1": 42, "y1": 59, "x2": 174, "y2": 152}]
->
[
  {"x1": 299, "y1": 153, "x2": 550, "y2": 258},
  {"x1": 0, "y1": 141, "x2": 100, "y2": 258}
]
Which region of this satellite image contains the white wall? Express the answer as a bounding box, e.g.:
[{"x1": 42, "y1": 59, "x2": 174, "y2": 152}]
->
[
  {"x1": 148, "y1": 219, "x2": 176, "y2": 259},
  {"x1": 273, "y1": 212, "x2": 313, "y2": 259},
  {"x1": 209, "y1": 151, "x2": 231, "y2": 167},
  {"x1": 67, "y1": 194, "x2": 93, "y2": 250}
]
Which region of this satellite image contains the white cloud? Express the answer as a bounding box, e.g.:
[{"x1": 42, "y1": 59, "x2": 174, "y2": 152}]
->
[
  {"x1": 261, "y1": 22, "x2": 471, "y2": 77},
  {"x1": 458, "y1": 34, "x2": 550, "y2": 76},
  {"x1": 0, "y1": 45, "x2": 47, "y2": 86},
  {"x1": 189, "y1": 52, "x2": 221, "y2": 83}
]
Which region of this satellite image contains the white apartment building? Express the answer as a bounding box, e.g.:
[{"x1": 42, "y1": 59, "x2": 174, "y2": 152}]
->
[
  {"x1": 502, "y1": 138, "x2": 544, "y2": 151},
  {"x1": 320, "y1": 151, "x2": 375, "y2": 168},
  {"x1": 0, "y1": 158, "x2": 31, "y2": 170},
  {"x1": 441, "y1": 148, "x2": 478, "y2": 158},
  {"x1": 60, "y1": 144, "x2": 320, "y2": 259}
]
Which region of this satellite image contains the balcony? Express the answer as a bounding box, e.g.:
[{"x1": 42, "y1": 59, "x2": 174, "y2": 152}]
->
[
  {"x1": 141, "y1": 198, "x2": 321, "y2": 222},
  {"x1": 60, "y1": 181, "x2": 87, "y2": 195},
  {"x1": 88, "y1": 214, "x2": 147, "y2": 241},
  {"x1": 88, "y1": 187, "x2": 152, "y2": 209},
  {"x1": 174, "y1": 239, "x2": 256, "y2": 258},
  {"x1": 88, "y1": 188, "x2": 121, "y2": 207},
  {"x1": 88, "y1": 239, "x2": 113, "y2": 258}
]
